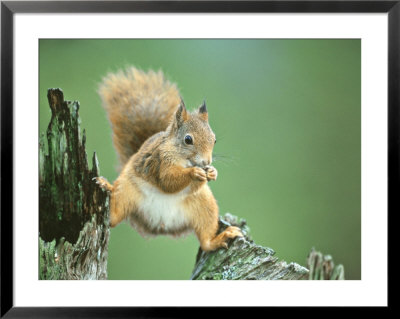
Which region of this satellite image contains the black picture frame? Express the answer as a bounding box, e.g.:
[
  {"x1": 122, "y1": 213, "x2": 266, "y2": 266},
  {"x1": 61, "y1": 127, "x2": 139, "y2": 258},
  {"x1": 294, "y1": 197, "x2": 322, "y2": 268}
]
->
[{"x1": 1, "y1": 0, "x2": 395, "y2": 316}]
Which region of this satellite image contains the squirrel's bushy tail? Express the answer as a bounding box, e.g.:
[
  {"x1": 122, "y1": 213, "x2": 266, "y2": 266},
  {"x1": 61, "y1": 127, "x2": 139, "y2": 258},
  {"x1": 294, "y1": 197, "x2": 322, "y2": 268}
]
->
[{"x1": 98, "y1": 67, "x2": 181, "y2": 168}]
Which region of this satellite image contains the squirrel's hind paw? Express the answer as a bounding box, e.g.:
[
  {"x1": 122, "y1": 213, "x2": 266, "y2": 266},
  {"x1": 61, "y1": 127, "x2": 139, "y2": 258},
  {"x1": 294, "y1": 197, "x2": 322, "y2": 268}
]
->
[
  {"x1": 202, "y1": 226, "x2": 244, "y2": 252},
  {"x1": 223, "y1": 226, "x2": 244, "y2": 239},
  {"x1": 93, "y1": 176, "x2": 113, "y2": 192}
]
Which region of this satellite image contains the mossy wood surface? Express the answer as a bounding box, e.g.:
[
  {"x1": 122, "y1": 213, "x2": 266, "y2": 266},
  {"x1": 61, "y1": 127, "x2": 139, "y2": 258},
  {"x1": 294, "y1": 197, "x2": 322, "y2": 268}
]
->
[
  {"x1": 39, "y1": 88, "x2": 110, "y2": 280},
  {"x1": 191, "y1": 213, "x2": 345, "y2": 280},
  {"x1": 191, "y1": 214, "x2": 309, "y2": 280}
]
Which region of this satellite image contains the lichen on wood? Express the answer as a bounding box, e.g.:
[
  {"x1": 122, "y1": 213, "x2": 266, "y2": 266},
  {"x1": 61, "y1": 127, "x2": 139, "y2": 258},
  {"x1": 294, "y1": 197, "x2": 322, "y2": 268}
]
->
[
  {"x1": 39, "y1": 88, "x2": 109, "y2": 280},
  {"x1": 191, "y1": 213, "x2": 309, "y2": 280},
  {"x1": 191, "y1": 213, "x2": 344, "y2": 280}
]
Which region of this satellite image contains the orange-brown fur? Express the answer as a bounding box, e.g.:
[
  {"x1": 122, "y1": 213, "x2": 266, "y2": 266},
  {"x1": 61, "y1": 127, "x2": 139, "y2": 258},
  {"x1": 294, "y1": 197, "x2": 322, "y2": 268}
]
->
[
  {"x1": 98, "y1": 67, "x2": 181, "y2": 168},
  {"x1": 97, "y1": 67, "x2": 243, "y2": 251}
]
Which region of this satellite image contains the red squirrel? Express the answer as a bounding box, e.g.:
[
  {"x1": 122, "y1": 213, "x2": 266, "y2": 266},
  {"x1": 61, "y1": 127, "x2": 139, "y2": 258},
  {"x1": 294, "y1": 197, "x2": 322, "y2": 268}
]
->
[{"x1": 96, "y1": 67, "x2": 243, "y2": 251}]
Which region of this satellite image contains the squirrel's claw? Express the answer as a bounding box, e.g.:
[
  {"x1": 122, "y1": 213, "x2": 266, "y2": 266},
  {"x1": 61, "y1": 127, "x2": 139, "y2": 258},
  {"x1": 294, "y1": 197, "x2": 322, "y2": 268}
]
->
[
  {"x1": 221, "y1": 242, "x2": 229, "y2": 249},
  {"x1": 94, "y1": 176, "x2": 113, "y2": 192}
]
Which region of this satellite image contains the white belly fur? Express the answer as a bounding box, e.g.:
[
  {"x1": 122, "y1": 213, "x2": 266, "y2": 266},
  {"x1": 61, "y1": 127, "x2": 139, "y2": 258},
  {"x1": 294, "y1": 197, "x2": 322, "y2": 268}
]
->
[{"x1": 137, "y1": 180, "x2": 191, "y2": 232}]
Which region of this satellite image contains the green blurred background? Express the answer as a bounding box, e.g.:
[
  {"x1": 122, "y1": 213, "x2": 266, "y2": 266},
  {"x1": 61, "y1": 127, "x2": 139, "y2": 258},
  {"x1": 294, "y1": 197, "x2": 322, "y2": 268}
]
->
[{"x1": 39, "y1": 39, "x2": 361, "y2": 280}]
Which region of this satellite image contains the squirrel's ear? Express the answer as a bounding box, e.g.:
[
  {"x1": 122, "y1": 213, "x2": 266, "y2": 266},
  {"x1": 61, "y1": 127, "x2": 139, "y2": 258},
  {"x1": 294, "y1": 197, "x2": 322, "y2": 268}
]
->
[
  {"x1": 199, "y1": 100, "x2": 207, "y2": 114},
  {"x1": 175, "y1": 98, "x2": 188, "y2": 126},
  {"x1": 198, "y1": 100, "x2": 208, "y2": 121}
]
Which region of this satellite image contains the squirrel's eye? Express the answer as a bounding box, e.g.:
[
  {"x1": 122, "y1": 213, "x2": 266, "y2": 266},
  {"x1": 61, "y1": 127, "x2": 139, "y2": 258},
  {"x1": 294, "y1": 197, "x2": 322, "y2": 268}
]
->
[{"x1": 184, "y1": 135, "x2": 193, "y2": 145}]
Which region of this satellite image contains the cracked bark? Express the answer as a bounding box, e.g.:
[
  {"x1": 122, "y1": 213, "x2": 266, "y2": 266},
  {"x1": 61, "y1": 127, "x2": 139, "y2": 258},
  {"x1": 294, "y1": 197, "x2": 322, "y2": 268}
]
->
[
  {"x1": 190, "y1": 214, "x2": 306, "y2": 280},
  {"x1": 39, "y1": 88, "x2": 109, "y2": 280},
  {"x1": 191, "y1": 213, "x2": 344, "y2": 280}
]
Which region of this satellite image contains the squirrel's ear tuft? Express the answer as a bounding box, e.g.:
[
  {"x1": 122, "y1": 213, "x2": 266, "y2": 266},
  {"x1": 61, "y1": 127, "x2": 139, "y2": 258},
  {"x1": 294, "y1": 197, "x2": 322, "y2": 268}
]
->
[
  {"x1": 199, "y1": 100, "x2": 207, "y2": 114},
  {"x1": 175, "y1": 98, "x2": 188, "y2": 126},
  {"x1": 198, "y1": 100, "x2": 208, "y2": 121}
]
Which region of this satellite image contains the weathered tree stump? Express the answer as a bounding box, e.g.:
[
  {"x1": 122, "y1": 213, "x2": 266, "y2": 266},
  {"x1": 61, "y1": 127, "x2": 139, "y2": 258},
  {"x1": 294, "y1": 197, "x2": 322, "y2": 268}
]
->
[
  {"x1": 191, "y1": 213, "x2": 345, "y2": 280},
  {"x1": 191, "y1": 213, "x2": 309, "y2": 280},
  {"x1": 306, "y1": 248, "x2": 345, "y2": 280},
  {"x1": 39, "y1": 88, "x2": 110, "y2": 280}
]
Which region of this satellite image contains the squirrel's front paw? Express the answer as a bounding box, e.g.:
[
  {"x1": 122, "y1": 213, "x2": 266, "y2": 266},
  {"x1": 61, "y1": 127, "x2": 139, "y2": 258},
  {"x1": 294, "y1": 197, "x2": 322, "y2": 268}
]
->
[
  {"x1": 205, "y1": 165, "x2": 218, "y2": 181},
  {"x1": 190, "y1": 167, "x2": 207, "y2": 182},
  {"x1": 93, "y1": 176, "x2": 113, "y2": 192}
]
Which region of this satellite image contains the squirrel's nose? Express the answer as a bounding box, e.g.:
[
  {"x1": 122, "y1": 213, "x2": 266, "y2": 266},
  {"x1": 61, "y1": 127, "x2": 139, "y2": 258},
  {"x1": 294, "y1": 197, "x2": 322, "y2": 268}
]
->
[{"x1": 202, "y1": 159, "x2": 211, "y2": 166}]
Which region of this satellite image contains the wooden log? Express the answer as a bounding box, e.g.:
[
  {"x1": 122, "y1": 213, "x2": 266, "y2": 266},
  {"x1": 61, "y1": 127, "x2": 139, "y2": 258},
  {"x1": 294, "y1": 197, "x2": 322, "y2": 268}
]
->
[
  {"x1": 191, "y1": 214, "x2": 345, "y2": 280},
  {"x1": 191, "y1": 213, "x2": 309, "y2": 280}
]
